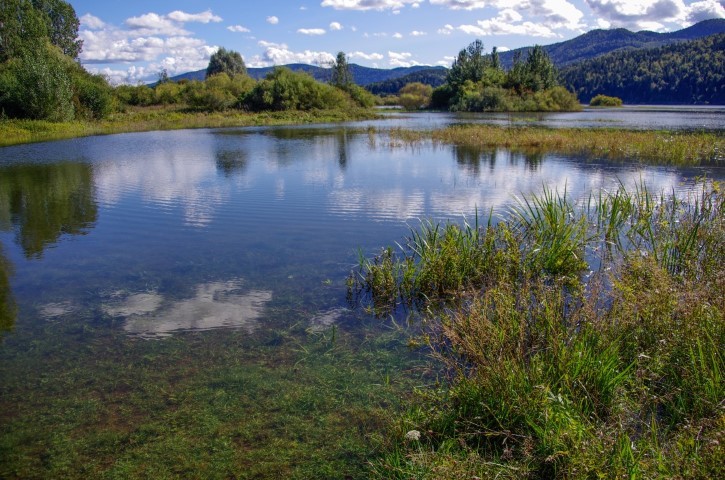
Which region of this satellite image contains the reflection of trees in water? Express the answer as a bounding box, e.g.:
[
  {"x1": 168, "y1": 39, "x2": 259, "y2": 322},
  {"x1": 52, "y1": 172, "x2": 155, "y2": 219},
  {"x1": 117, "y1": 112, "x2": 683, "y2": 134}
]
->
[
  {"x1": 0, "y1": 162, "x2": 97, "y2": 258},
  {"x1": 453, "y1": 146, "x2": 545, "y2": 175},
  {"x1": 216, "y1": 150, "x2": 248, "y2": 177},
  {"x1": 0, "y1": 245, "x2": 16, "y2": 333},
  {"x1": 264, "y1": 127, "x2": 352, "y2": 171},
  {"x1": 335, "y1": 130, "x2": 349, "y2": 170}
]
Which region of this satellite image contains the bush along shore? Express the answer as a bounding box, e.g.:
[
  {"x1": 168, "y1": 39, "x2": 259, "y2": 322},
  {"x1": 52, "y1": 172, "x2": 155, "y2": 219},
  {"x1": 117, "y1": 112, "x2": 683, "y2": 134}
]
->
[{"x1": 349, "y1": 181, "x2": 724, "y2": 478}]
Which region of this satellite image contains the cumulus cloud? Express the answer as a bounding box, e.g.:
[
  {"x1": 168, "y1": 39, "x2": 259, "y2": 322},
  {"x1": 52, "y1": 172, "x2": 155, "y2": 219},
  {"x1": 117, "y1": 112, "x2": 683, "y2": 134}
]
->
[
  {"x1": 298, "y1": 28, "x2": 326, "y2": 35},
  {"x1": 79, "y1": 11, "x2": 224, "y2": 83},
  {"x1": 431, "y1": 0, "x2": 584, "y2": 30},
  {"x1": 582, "y1": 0, "x2": 723, "y2": 29},
  {"x1": 266, "y1": 16, "x2": 279, "y2": 24},
  {"x1": 388, "y1": 51, "x2": 419, "y2": 67},
  {"x1": 321, "y1": 0, "x2": 419, "y2": 10},
  {"x1": 227, "y1": 25, "x2": 251, "y2": 33},
  {"x1": 125, "y1": 12, "x2": 190, "y2": 36},
  {"x1": 686, "y1": 0, "x2": 725, "y2": 23},
  {"x1": 348, "y1": 51, "x2": 385, "y2": 60},
  {"x1": 393, "y1": 32, "x2": 403, "y2": 38},
  {"x1": 448, "y1": 8, "x2": 560, "y2": 37},
  {"x1": 429, "y1": 0, "x2": 489, "y2": 9},
  {"x1": 80, "y1": 14, "x2": 106, "y2": 30},
  {"x1": 330, "y1": 21, "x2": 343, "y2": 30},
  {"x1": 167, "y1": 10, "x2": 222, "y2": 23},
  {"x1": 410, "y1": 30, "x2": 427, "y2": 35},
  {"x1": 247, "y1": 41, "x2": 335, "y2": 67}
]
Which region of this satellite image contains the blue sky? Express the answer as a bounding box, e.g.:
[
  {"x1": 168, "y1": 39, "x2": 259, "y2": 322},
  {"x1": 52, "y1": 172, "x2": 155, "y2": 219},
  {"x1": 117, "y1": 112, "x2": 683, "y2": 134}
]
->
[{"x1": 70, "y1": 0, "x2": 725, "y2": 84}]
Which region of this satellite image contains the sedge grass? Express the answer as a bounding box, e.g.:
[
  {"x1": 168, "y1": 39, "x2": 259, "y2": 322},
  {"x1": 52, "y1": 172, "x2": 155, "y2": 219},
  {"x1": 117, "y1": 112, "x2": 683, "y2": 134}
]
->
[
  {"x1": 385, "y1": 124, "x2": 722, "y2": 164},
  {"x1": 354, "y1": 181, "x2": 724, "y2": 478}
]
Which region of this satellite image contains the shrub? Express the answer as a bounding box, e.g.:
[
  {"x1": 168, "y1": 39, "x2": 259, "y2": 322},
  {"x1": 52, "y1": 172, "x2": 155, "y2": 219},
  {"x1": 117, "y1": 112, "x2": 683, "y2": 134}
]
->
[
  {"x1": 398, "y1": 82, "x2": 433, "y2": 110},
  {"x1": 590, "y1": 94, "x2": 623, "y2": 106}
]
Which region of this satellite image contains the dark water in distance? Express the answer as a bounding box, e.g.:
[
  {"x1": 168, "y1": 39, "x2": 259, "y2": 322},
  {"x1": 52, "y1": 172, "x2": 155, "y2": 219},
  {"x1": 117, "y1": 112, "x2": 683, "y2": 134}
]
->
[{"x1": 0, "y1": 113, "x2": 723, "y2": 339}]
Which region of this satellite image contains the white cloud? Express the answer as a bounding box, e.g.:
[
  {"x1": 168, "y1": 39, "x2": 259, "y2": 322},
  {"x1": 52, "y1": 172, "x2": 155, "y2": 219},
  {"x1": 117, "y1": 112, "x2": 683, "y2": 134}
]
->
[
  {"x1": 393, "y1": 32, "x2": 403, "y2": 38},
  {"x1": 125, "y1": 13, "x2": 190, "y2": 36},
  {"x1": 330, "y1": 21, "x2": 343, "y2": 30},
  {"x1": 438, "y1": 24, "x2": 454, "y2": 34},
  {"x1": 348, "y1": 51, "x2": 385, "y2": 60},
  {"x1": 227, "y1": 25, "x2": 251, "y2": 33},
  {"x1": 388, "y1": 51, "x2": 419, "y2": 67},
  {"x1": 80, "y1": 14, "x2": 106, "y2": 30},
  {"x1": 248, "y1": 41, "x2": 335, "y2": 67},
  {"x1": 298, "y1": 28, "x2": 327, "y2": 35},
  {"x1": 410, "y1": 30, "x2": 427, "y2": 36},
  {"x1": 452, "y1": 8, "x2": 560, "y2": 37},
  {"x1": 266, "y1": 16, "x2": 279, "y2": 24},
  {"x1": 167, "y1": 10, "x2": 222, "y2": 24},
  {"x1": 431, "y1": 0, "x2": 584, "y2": 30},
  {"x1": 582, "y1": 0, "x2": 716, "y2": 28},
  {"x1": 685, "y1": 0, "x2": 725, "y2": 23},
  {"x1": 321, "y1": 0, "x2": 419, "y2": 11},
  {"x1": 429, "y1": 0, "x2": 489, "y2": 10}
]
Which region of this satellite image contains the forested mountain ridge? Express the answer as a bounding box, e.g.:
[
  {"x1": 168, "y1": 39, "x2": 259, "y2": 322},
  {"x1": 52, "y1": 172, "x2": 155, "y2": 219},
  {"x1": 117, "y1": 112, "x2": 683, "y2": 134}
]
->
[
  {"x1": 365, "y1": 68, "x2": 448, "y2": 95},
  {"x1": 561, "y1": 33, "x2": 725, "y2": 104},
  {"x1": 170, "y1": 64, "x2": 445, "y2": 86},
  {"x1": 498, "y1": 18, "x2": 725, "y2": 68}
]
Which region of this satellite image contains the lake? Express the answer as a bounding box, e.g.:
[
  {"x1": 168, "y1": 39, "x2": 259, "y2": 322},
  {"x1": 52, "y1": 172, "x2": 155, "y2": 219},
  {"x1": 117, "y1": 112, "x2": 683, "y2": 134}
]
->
[{"x1": 1, "y1": 110, "x2": 723, "y2": 478}]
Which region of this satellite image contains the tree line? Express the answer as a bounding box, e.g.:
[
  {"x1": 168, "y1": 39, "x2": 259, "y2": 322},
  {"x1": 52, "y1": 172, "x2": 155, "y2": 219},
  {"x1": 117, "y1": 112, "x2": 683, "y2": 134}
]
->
[
  {"x1": 561, "y1": 33, "x2": 725, "y2": 105},
  {"x1": 406, "y1": 40, "x2": 580, "y2": 112}
]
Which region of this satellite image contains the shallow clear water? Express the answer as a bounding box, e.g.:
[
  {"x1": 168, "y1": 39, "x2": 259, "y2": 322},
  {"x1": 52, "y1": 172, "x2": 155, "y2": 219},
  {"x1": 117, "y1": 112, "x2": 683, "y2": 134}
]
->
[
  {"x1": 0, "y1": 113, "x2": 723, "y2": 476},
  {"x1": 0, "y1": 117, "x2": 723, "y2": 338}
]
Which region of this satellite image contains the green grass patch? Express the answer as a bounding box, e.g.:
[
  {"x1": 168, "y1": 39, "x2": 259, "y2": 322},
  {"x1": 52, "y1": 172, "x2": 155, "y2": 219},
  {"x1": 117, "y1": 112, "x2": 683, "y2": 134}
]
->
[
  {"x1": 352, "y1": 181, "x2": 725, "y2": 478},
  {"x1": 384, "y1": 125, "x2": 722, "y2": 164},
  {"x1": 0, "y1": 106, "x2": 380, "y2": 147}
]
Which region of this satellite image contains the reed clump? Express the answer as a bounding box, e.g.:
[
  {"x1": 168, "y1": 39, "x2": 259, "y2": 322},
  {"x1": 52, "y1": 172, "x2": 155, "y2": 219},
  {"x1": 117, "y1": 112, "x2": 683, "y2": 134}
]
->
[
  {"x1": 386, "y1": 125, "x2": 722, "y2": 164},
  {"x1": 352, "y1": 181, "x2": 724, "y2": 478}
]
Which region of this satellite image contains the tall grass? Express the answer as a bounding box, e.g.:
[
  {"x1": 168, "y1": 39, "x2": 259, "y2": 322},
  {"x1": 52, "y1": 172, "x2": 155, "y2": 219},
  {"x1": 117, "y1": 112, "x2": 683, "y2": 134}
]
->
[
  {"x1": 385, "y1": 125, "x2": 722, "y2": 165},
  {"x1": 352, "y1": 181, "x2": 724, "y2": 478}
]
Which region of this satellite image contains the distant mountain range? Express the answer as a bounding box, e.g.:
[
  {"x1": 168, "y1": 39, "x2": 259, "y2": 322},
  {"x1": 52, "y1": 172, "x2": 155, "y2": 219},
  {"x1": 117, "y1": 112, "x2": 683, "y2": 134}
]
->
[
  {"x1": 498, "y1": 18, "x2": 725, "y2": 69},
  {"x1": 561, "y1": 33, "x2": 725, "y2": 104},
  {"x1": 170, "y1": 63, "x2": 446, "y2": 87},
  {"x1": 167, "y1": 19, "x2": 725, "y2": 104}
]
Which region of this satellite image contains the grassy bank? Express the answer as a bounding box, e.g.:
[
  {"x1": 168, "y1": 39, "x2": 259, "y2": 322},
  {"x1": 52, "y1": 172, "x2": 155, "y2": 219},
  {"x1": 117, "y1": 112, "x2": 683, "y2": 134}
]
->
[
  {"x1": 350, "y1": 181, "x2": 724, "y2": 478},
  {"x1": 0, "y1": 107, "x2": 379, "y2": 147},
  {"x1": 386, "y1": 125, "x2": 723, "y2": 164}
]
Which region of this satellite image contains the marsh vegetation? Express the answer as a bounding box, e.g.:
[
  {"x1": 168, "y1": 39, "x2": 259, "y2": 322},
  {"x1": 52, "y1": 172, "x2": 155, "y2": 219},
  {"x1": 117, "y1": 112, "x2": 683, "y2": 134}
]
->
[{"x1": 351, "y1": 182, "x2": 724, "y2": 478}]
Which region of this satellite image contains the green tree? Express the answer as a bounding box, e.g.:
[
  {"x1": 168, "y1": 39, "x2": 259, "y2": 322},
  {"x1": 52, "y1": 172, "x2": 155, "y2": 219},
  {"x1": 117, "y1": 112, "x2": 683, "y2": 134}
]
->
[
  {"x1": 447, "y1": 39, "x2": 489, "y2": 90},
  {"x1": 398, "y1": 82, "x2": 433, "y2": 110},
  {"x1": 522, "y1": 45, "x2": 557, "y2": 92},
  {"x1": 30, "y1": 0, "x2": 82, "y2": 59},
  {"x1": 0, "y1": 0, "x2": 49, "y2": 61},
  {"x1": 330, "y1": 51, "x2": 353, "y2": 88},
  {"x1": 206, "y1": 47, "x2": 246, "y2": 78}
]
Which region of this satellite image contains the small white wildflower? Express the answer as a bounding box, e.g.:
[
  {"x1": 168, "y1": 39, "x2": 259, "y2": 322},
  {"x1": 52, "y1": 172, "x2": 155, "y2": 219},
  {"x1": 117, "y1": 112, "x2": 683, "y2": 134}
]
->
[{"x1": 405, "y1": 430, "x2": 421, "y2": 441}]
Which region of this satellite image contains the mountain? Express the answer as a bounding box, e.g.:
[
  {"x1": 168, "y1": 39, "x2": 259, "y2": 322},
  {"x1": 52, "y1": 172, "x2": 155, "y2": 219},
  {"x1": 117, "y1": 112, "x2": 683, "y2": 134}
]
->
[
  {"x1": 498, "y1": 18, "x2": 725, "y2": 68},
  {"x1": 364, "y1": 68, "x2": 448, "y2": 95},
  {"x1": 168, "y1": 64, "x2": 443, "y2": 86},
  {"x1": 561, "y1": 33, "x2": 725, "y2": 104}
]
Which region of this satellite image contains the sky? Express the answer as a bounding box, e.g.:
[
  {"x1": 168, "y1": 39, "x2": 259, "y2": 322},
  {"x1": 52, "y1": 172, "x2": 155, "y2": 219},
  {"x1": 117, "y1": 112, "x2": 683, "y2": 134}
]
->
[{"x1": 70, "y1": 0, "x2": 725, "y2": 84}]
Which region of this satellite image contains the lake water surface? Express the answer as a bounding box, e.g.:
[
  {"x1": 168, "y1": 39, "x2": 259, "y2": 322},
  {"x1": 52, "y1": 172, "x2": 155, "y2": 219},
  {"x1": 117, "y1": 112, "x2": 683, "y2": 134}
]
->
[{"x1": 1, "y1": 111, "x2": 723, "y2": 477}]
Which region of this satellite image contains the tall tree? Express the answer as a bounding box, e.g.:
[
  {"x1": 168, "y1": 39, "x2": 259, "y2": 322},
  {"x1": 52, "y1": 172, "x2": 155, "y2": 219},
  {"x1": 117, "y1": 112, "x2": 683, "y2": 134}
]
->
[
  {"x1": 31, "y1": 0, "x2": 82, "y2": 59},
  {"x1": 0, "y1": 0, "x2": 48, "y2": 61},
  {"x1": 330, "y1": 51, "x2": 353, "y2": 88},
  {"x1": 206, "y1": 47, "x2": 246, "y2": 78},
  {"x1": 447, "y1": 39, "x2": 488, "y2": 90}
]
